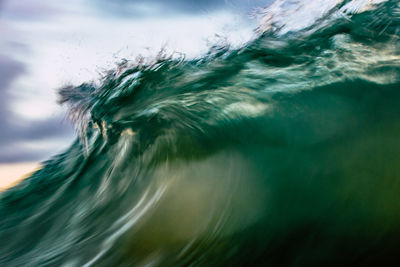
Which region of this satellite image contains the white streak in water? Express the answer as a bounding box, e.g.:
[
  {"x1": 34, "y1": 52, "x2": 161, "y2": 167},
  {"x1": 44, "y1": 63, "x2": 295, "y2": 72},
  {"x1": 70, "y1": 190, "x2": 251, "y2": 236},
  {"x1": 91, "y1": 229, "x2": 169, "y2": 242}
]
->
[{"x1": 83, "y1": 185, "x2": 167, "y2": 267}]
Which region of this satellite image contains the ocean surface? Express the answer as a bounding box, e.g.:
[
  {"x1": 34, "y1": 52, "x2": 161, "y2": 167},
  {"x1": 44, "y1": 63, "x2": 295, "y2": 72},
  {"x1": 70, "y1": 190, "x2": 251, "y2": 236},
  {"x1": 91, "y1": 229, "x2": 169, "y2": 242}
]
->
[{"x1": 1, "y1": 0, "x2": 399, "y2": 266}]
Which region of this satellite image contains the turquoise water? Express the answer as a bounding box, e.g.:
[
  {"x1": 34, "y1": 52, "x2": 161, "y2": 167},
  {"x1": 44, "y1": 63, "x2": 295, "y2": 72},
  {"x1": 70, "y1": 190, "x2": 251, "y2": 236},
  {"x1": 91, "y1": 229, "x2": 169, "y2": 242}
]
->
[{"x1": 1, "y1": 1, "x2": 399, "y2": 266}]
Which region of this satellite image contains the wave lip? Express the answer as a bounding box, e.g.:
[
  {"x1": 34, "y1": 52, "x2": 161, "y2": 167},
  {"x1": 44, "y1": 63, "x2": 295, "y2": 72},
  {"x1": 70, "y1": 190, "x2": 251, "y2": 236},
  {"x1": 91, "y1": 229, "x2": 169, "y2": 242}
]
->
[{"x1": 257, "y1": 0, "x2": 393, "y2": 35}]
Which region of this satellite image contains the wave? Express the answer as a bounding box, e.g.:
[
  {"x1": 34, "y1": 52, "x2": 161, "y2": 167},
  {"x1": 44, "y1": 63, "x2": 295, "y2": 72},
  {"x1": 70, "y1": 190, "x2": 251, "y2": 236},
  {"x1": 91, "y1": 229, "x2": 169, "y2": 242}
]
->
[{"x1": 1, "y1": 0, "x2": 399, "y2": 266}]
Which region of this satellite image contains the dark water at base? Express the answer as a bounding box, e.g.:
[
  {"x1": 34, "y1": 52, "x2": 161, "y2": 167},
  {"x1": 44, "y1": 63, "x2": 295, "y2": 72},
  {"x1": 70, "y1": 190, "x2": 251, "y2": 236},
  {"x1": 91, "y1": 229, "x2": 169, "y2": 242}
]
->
[{"x1": 1, "y1": 0, "x2": 400, "y2": 266}]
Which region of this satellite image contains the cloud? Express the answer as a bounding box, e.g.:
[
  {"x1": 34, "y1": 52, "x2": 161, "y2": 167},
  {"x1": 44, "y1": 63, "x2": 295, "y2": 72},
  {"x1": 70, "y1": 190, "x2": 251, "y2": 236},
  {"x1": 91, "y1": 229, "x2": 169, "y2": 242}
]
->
[
  {"x1": 93, "y1": 0, "x2": 272, "y2": 17},
  {"x1": 0, "y1": 54, "x2": 24, "y2": 88},
  {"x1": 94, "y1": 0, "x2": 225, "y2": 16},
  {"x1": 0, "y1": 0, "x2": 70, "y2": 20},
  {"x1": 0, "y1": 55, "x2": 25, "y2": 123},
  {"x1": 0, "y1": 55, "x2": 74, "y2": 163},
  {"x1": 0, "y1": 137, "x2": 70, "y2": 163}
]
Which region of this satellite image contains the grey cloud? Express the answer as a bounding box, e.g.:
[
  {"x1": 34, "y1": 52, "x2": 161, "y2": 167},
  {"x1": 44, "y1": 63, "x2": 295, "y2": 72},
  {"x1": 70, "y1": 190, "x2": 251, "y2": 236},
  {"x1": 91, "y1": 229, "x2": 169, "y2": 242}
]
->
[
  {"x1": 0, "y1": 54, "x2": 25, "y2": 94},
  {"x1": 0, "y1": 144, "x2": 61, "y2": 163},
  {"x1": 1, "y1": 114, "x2": 73, "y2": 143},
  {"x1": 18, "y1": 117, "x2": 72, "y2": 141},
  {"x1": 0, "y1": 54, "x2": 74, "y2": 163},
  {"x1": 0, "y1": 115, "x2": 74, "y2": 163},
  {"x1": 0, "y1": 54, "x2": 25, "y2": 125}
]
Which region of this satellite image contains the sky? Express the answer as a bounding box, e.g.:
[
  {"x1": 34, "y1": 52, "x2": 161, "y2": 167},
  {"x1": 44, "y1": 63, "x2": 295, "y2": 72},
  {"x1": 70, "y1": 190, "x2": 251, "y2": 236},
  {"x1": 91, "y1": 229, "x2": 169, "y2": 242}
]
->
[{"x1": 0, "y1": 0, "x2": 272, "y2": 185}]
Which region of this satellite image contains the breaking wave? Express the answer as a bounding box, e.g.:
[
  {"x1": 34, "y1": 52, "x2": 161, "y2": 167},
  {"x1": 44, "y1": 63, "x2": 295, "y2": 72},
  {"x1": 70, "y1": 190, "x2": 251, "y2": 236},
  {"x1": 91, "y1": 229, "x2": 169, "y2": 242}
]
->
[{"x1": 1, "y1": 0, "x2": 399, "y2": 266}]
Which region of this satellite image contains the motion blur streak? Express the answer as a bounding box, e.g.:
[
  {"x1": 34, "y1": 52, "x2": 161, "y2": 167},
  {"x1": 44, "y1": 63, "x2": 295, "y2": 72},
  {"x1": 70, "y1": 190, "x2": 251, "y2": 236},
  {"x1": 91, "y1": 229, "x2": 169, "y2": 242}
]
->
[{"x1": 1, "y1": 0, "x2": 399, "y2": 266}]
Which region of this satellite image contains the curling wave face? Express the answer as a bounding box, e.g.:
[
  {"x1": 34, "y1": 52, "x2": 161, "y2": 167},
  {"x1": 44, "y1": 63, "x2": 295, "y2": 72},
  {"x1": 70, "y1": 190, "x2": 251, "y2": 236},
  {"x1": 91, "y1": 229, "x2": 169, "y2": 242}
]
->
[{"x1": 1, "y1": 0, "x2": 400, "y2": 266}]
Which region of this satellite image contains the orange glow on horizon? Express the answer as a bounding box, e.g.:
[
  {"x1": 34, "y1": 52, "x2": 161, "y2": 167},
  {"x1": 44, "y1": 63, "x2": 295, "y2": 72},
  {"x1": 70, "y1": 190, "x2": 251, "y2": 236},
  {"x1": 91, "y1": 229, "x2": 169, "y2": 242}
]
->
[{"x1": 0, "y1": 162, "x2": 41, "y2": 191}]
